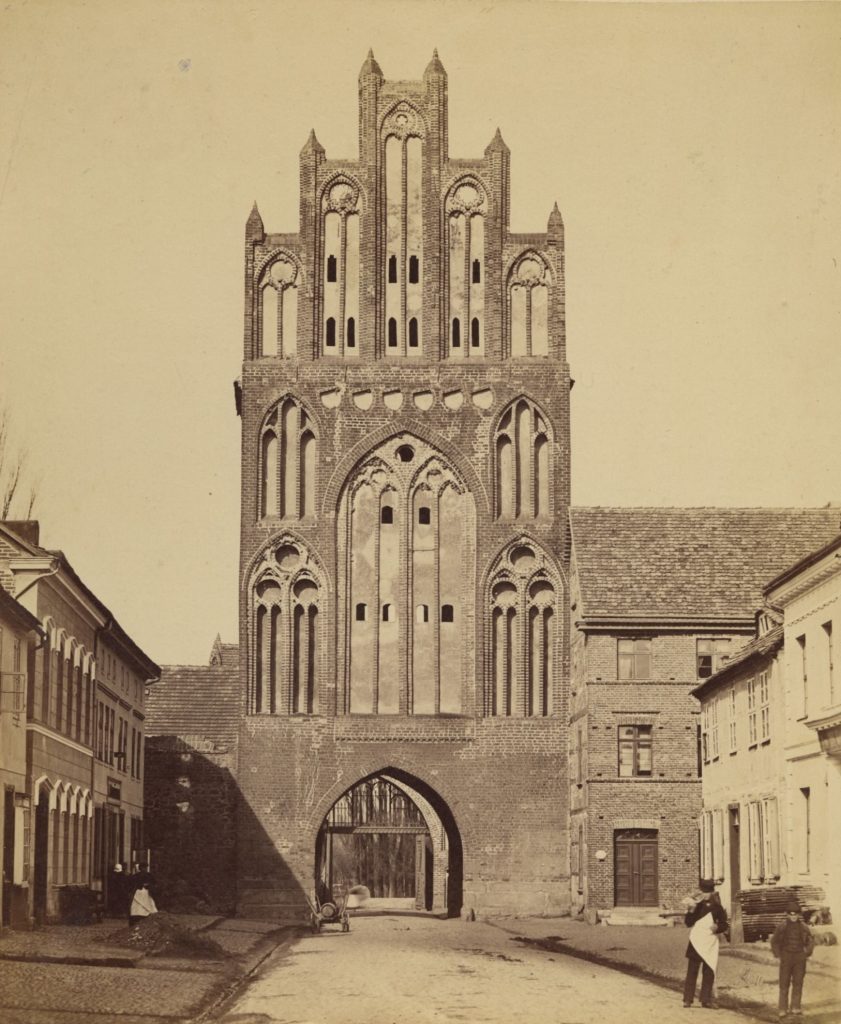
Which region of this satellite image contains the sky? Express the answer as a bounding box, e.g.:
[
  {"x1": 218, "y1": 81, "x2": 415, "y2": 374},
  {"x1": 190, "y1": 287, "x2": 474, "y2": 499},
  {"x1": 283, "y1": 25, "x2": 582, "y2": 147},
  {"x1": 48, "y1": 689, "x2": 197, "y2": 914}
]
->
[{"x1": 0, "y1": 0, "x2": 839, "y2": 666}]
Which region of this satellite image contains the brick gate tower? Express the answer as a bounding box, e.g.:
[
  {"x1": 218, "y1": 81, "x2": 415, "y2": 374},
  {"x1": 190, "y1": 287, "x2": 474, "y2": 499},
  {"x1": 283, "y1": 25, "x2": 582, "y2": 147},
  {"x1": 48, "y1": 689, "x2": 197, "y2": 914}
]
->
[{"x1": 235, "y1": 51, "x2": 572, "y2": 919}]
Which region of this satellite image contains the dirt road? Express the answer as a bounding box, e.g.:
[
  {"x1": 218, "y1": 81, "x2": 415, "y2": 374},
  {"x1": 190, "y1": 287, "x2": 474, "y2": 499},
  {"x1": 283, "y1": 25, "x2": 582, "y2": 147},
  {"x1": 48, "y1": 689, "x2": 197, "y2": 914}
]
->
[{"x1": 216, "y1": 913, "x2": 758, "y2": 1024}]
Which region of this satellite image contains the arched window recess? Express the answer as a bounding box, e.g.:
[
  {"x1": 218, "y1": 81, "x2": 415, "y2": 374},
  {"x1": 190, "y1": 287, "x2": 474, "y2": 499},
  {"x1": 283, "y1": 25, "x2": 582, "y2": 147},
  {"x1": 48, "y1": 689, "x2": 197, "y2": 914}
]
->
[
  {"x1": 249, "y1": 539, "x2": 322, "y2": 716},
  {"x1": 446, "y1": 178, "x2": 488, "y2": 359},
  {"x1": 256, "y1": 252, "x2": 300, "y2": 359},
  {"x1": 507, "y1": 252, "x2": 552, "y2": 358},
  {"x1": 381, "y1": 102, "x2": 425, "y2": 357},
  {"x1": 493, "y1": 398, "x2": 553, "y2": 520},
  {"x1": 258, "y1": 397, "x2": 318, "y2": 521},
  {"x1": 486, "y1": 540, "x2": 559, "y2": 718},
  {"x1": 320, "y1": 177, "x2": 362, "y2": 357}
]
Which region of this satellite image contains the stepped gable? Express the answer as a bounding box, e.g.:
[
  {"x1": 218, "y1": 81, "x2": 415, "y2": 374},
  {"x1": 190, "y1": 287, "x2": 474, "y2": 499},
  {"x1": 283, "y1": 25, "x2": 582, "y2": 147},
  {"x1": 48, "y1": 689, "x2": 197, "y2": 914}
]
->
[
  {"x1": 570, "y1": 507, "x2": 841, "y2": 621},
  {"x1": 146, "y1": 641, "x2": 240, "y2": 745}
]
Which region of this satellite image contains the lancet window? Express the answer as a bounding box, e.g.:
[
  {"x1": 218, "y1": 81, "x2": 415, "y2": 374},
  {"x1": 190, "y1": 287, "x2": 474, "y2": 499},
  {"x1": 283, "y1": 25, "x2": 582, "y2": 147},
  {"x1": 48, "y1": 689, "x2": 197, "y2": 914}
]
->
[
  {"x1": 259, "y1": 398, "x2": 316, "y2": 520},
  {"x1": 446, "y1": 179, "x2": 487, "y2": 359},
  {"x1": 508, "y1": 253, "x2": 551, "y2": 357},
  {"x1": 494, "y1": 399, "x2": 552, "y2": 519},
  {"x1": 382, "y1": 104, "x2": 424, "y2": 357},
  {"x1": 321, "y1": 179, "x2": 360, "y2": 356},
  {"x1": 340, "y1": 436, "x2": 475, "y2": 715},
  {"x1": 249, "y1": 541, "x2": 322, "y2": 715},
  {"x1": 258, "y1": 254, "x2": 299, "y2": 358},
  {"x1": 487, "y1": 542, "x2": 558, "y2": 717}
]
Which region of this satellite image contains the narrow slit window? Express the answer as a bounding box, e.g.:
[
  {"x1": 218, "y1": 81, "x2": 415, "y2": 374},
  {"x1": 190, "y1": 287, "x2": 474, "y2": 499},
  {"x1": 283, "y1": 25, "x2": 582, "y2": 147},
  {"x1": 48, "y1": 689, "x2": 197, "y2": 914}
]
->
[
  {"x1": 326, "y1": 317, "x2": 336, "y2": 347},
  {"x1": 381, "y1": 506, "x2": 394, "y2": 524},
  {"x1": 388, "y1": 317, "x2": 397, "y2": 348},
  {"x1": 452, "y1": 318, "x2": 461, "y2": 348},
  {"x1": 471, "y1": 318, "x2": 480, "y2": 347},
  {"x1": 472, "y1": 259, "x2": 481, "y2": 283},
  {"x1": 382, "y1": 603, "x2": 394, "y2": 622},
  {"x1": 418, "y1": 506, "x2": 431, "y2": 525},
  {"x1": 441, "y1": 604, "x2": 454, "y2": 623},
  {"x1": 388, "y1": 255, "x2": 397, "y2": 284},
  {"x1": 409, "y1": 255, "x2": 419, "y2": 284},
  {"x1": 326, "y1": 255, "x2": 337, "y2": 283},
  {"x1": 355, "y1": 603, "x2": 367, "y2": 622},
  {"x1": 408, "y1": 318, "x2": 419, "y2": 348},
  {"x1": 347, "y1": 317, "x2": 356, "y2": 348},
  {"x1": 416, "y1": 604, "x2": 429, "y2": 623}
]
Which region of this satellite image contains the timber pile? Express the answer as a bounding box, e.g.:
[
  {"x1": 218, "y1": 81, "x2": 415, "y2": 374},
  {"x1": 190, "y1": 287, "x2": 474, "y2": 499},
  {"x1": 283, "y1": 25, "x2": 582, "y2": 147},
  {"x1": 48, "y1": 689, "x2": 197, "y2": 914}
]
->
[{"x1": 739, "y1": 885, "x2": 829, "y2": 942}]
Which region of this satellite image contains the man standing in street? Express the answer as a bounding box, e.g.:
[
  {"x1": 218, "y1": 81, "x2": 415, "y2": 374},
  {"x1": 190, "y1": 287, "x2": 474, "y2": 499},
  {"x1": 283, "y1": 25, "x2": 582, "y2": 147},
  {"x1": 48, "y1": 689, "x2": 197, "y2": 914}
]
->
[{"x1": 771, "y1": 900, "x2": 815, "y2": 1019}]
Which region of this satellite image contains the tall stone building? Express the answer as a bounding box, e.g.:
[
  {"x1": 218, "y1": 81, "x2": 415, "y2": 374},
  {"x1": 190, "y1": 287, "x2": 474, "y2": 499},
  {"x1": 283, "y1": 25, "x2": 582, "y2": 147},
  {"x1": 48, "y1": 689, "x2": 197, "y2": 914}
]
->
[{"x1": 234, "y1": 50, "x2": 571, "y2": 919}]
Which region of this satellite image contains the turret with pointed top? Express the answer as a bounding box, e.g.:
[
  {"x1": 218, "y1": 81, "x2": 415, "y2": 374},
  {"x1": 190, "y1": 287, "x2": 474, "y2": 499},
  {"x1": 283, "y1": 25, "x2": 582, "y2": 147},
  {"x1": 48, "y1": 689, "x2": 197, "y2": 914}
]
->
[
  {"x1": 359, "y1": 49, "x2": 383, "y2": 164},
  {"x1": 484, "y1": 127, "x2": 510, "y2": 156},
  {"x1": 300, "y1": 128, "x2": 325, "y2": 159},
  {"x1": 423, "y1": 48, "x2": 446, "y2": 82},
  {"x1": 245, "y1": 201, "x2": 264, "y2": 243},
  {"x1": 547, "y1": 202, "x2": 564, "y2": 244},
  {"x1": 359, "y1": 48, "x2": 383, "y2": 82}
]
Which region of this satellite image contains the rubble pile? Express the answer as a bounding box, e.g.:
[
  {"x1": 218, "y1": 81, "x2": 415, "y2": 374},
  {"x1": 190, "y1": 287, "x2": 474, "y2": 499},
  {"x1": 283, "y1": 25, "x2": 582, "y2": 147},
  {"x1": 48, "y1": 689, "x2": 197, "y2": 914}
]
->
[{"x1": 108, "y1": 912, "x2": 229, "y2": 959}]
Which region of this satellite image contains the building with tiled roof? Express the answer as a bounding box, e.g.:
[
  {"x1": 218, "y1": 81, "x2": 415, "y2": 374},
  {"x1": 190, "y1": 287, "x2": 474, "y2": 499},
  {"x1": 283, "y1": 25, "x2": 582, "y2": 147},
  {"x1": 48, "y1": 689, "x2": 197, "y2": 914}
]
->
[
  {"x1": 144, "y1": 636, "x2": 241, "y2": 913},
  {"x1": 570, "y1": 507, "x2": 841, "y2": 622},
  {"x1": 568, "y1": 507, "x2": 840, "y2": 921}
]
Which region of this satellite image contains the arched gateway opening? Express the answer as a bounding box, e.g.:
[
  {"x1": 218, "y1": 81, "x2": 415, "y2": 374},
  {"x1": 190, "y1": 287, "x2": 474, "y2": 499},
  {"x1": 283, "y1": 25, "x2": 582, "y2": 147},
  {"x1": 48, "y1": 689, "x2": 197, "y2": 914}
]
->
[{"x1": 315, "y1": 769, "x2": 463, "y2": 917}]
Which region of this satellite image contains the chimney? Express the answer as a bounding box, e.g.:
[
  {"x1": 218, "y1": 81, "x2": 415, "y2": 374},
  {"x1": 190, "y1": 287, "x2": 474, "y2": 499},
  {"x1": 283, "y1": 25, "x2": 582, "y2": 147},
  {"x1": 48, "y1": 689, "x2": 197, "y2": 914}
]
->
[{"x1": 3, "y1": 520, "x2": 40, "y2": 546}]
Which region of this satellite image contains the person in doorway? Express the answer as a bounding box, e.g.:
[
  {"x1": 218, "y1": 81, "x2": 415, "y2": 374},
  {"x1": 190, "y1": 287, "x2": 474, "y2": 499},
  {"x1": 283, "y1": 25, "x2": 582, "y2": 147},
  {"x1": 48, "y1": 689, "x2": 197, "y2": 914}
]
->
[
  {"x1": 770, "y1": 899, "x2": 814, "y2": 1018},
  {"x1": 682, "y1": 880, "x2": 729, "y2": 1008},
  {"x1": 128, "y1": 880, "x2": 158, "y2": 928},
  {"x1": 108, "y1": 863, "x2": 129, "y2": 918}
]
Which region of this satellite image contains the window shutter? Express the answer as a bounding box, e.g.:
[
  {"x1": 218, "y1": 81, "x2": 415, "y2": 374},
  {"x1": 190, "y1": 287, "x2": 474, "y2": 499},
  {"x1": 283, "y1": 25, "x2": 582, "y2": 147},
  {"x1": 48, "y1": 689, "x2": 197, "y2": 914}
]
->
[
  {"x1": 712, "y1": 808, "x2": 724, "y2": 882},
  {"x1": 764, "y1": 797, "x2": 780, "y2": 879},
  {"x1": 700, "y1": 810, "x2": 713, "y2": 879},
  {"x1": 747, "y1": 801, "x2": 762, "y2": 882}
]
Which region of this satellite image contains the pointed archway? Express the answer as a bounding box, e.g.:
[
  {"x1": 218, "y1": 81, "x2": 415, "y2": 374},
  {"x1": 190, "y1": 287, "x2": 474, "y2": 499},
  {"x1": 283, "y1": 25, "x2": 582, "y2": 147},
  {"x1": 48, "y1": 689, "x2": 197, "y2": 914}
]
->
[{"x1": 315, "y1": 768, "x2": 463, "y2": 917}]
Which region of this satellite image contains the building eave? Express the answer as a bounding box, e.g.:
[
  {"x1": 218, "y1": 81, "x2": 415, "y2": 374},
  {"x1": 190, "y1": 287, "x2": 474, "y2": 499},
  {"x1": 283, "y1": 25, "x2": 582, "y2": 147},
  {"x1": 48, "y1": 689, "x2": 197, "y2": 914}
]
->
[{"x1": 575, "y1": 616, "x2": 756, "y2": 635}]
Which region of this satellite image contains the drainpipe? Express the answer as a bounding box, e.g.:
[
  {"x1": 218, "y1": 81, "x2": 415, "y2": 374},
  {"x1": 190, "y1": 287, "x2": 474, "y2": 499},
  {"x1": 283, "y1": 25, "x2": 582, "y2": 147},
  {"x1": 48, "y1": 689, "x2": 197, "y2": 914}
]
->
[{"x1": 14, "y1": 558, "x2": 60, "y2": 602}]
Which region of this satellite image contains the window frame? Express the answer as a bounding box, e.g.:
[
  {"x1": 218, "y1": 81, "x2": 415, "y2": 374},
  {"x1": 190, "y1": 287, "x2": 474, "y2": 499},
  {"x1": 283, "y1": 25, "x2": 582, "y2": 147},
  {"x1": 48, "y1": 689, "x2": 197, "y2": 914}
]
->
[
  {"x1": 617, "y1": 638, "x2": 652, "y2": 680},
  {"x1": 617, "y1": 723, "x2": 653, "y2": 778},
  {"x1": 697, "y1": 638, "x2": 730, "y2": 679}
]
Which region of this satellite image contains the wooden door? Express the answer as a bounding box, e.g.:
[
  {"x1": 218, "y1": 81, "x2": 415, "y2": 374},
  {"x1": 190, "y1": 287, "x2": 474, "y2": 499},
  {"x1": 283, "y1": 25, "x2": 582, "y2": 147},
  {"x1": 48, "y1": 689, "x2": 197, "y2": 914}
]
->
[{"x1": 615, "y1": 830, "x2": 658, "y2": 906}]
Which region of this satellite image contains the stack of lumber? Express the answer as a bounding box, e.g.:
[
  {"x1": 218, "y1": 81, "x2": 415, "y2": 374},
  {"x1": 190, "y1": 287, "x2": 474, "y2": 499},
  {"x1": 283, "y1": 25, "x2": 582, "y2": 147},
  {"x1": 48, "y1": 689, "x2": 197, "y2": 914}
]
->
[{"x1": 738, "y1": 885, "x2": 829, "y2": 942}]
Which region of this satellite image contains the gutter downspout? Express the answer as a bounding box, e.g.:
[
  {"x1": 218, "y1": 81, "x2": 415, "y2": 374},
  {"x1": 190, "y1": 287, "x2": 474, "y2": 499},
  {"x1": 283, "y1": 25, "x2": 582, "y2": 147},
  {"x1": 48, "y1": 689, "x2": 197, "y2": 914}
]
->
[{"x1": 14, "y1": 559, "x2": 61, "y2": 602}]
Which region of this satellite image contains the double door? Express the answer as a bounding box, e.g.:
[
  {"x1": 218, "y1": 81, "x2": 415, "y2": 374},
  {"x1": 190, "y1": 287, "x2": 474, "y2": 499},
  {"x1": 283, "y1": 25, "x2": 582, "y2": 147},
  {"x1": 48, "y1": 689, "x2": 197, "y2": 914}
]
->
[{"x1": 615, "y1": 829, "x2": 658, "y2": 906}]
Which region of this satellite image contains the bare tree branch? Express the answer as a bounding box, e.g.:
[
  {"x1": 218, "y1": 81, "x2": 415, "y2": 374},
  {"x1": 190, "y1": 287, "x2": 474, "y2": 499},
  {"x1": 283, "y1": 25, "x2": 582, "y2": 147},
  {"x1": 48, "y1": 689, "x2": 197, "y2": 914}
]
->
[{"x1": 0, "y1": 409, "x2": 37, "y2": 520}]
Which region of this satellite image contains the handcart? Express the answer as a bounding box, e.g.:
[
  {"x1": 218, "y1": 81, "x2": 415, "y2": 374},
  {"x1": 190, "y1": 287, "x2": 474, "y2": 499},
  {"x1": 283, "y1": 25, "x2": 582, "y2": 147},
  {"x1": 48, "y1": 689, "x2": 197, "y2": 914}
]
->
[{"x1": 306, "y1": 884, "x2": 370, "y2": 934}]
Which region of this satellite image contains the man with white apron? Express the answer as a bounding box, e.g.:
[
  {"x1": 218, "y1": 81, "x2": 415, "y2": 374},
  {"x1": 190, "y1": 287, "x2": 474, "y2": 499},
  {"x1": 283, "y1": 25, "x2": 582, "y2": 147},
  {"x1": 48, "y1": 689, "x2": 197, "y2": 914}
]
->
[{"x1": 683, "y1": 880, "x2": 729, "y2": 1008}]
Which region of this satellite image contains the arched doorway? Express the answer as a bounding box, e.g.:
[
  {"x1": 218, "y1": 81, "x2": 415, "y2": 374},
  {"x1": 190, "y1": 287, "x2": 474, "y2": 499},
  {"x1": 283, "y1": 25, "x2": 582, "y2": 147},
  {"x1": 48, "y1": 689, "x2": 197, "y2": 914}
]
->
[{"x1": 316, "y1": 769, "x2": 463, "y2": 917}]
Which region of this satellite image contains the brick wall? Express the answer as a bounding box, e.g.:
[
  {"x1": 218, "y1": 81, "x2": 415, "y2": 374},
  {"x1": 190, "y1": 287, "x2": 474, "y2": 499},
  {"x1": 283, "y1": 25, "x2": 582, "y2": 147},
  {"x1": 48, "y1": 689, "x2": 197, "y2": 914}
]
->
[{"x1": 234, "y1": 56, "x2": 572, "y2": 921}]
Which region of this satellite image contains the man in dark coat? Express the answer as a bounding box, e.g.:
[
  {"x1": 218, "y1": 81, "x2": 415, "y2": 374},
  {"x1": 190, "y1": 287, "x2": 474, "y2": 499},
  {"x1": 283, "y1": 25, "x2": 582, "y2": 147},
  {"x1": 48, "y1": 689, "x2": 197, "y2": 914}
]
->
[
  {"x1": 683, "y1": 880, "x2": 729, "y2": 1008},
  {"x1": 770, "y1": 900, "x2": 814, "y2": 1018}
]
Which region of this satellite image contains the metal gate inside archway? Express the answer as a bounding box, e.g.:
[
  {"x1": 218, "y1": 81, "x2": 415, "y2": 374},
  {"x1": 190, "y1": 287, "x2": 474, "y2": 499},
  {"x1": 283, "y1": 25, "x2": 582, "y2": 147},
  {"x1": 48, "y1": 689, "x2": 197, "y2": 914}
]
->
[{"x1": 316, "y1": 774, "x2": 458, "y2": 913}]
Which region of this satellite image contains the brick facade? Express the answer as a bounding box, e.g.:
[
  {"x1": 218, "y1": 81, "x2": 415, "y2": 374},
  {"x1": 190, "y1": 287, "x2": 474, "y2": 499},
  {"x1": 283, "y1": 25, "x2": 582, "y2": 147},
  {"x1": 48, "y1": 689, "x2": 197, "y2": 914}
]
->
[
  {"x1": 235, "y1": 52, "x2": 572, "y2": 920},
  {"x1": 569, "y1": 507, "x2": 840, "y2": 917}
]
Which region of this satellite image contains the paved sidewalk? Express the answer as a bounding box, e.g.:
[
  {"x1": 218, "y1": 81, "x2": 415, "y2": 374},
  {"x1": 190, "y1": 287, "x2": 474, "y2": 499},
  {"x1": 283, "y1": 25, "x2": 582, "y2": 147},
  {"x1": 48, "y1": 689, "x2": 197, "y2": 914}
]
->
[{"x1": 491, "y1": 917, "x2": 841, "y2": 1022}]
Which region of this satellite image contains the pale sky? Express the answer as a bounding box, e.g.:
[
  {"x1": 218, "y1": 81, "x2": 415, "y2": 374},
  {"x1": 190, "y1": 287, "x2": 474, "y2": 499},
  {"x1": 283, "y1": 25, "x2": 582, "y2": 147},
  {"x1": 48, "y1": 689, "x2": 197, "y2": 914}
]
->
[{"x1": 1, "y1": 1, "x2": 839, "y2": 666}]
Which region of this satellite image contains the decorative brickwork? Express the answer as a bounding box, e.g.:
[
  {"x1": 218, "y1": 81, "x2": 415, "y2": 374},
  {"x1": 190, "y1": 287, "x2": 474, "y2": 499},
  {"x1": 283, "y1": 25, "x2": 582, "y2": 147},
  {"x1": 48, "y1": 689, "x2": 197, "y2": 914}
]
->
[{"x1": 236, "y1": 52, "x2": 571, "y2": 920}]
